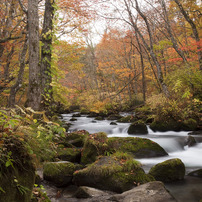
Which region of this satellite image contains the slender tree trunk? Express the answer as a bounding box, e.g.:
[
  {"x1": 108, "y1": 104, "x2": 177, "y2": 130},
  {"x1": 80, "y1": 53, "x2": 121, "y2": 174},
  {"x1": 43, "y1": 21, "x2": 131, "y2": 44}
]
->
[
  {"x1": 40, "y1": 0, "x2": 55, "y2": 110},
  {"x1": 135, "y1": 32, "x2": 146, "y2": 102},
  {"x1": 160, "y1": 0, "x2": 188, "y2": 64},
  {"x1": 124, "y1": 0, "x2": 169, "y2": 96},
  {"x1": 173, "y1": 0, "x2": 202, "y2": 70},
  {"x1": 8, "y1": 36, "x2": 28, "y2": 107},
  {"x1": 26, "y1": 0, "x2": 41, "y2": 110}
]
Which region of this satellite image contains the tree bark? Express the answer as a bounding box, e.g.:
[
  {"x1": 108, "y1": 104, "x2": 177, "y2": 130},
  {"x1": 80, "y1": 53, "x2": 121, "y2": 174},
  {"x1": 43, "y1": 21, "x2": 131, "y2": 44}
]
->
[
  {"x1": 40, "y1": 0, "x2": 55, "y2": 110},
  {"x1": 8, "y1": 36, "x2": 28, "y2": 107},
  {"x1": 26, "y1": 0, "x2": 41, "y2": 110}
]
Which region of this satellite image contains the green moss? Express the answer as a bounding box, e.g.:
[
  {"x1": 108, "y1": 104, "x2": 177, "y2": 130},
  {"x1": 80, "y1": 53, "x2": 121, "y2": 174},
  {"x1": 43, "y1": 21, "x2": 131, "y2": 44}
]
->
[
  {"x1": 73, "y1": 154, "x2": 154, "y2": 193},
  {"x1": 182, "y1": 118, "x2": 197, "y2": 131},
  {"x1": 81, "y1": 132, "x2": 108, "y2": 165},
  {"x1": 44, "y1": 161, "x2": 75, "y2": 177},
  {"x1": 108, "y1": 137, "x2": 167, "y2": 158},
  {"x1": 149, "y1": 158, "x2": 185, "y2": 182},
  {"x1": 127, "y1": 121, "x2": 148, "y2": 134},
  {"x1": 57, "y1": 148, "x2": 81, "y2": 162},
  {"x1": 43, "y1": 161, "x2": 76, "y2": 187}
]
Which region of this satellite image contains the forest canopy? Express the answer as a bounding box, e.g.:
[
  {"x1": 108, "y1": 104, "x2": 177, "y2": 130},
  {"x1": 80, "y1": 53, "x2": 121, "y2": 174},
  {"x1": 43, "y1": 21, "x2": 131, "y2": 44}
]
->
[{"x1": 0, "y1": 0, "x2": 201, "y2": 113}]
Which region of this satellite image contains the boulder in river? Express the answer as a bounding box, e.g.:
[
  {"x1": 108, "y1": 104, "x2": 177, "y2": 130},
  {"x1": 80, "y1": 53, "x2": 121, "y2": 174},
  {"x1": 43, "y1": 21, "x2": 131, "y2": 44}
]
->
[
  {"x1": 43, "y1": 161, "x2": 77, "y2": 187},
  {"x1": 149, "y1": 158, "x2": 185, "y2": 182},
  {"x1": 127, "y1": 120, "x2": 148, "y2": 135},
  {"x1": 188, "y1": 169, "x2": 202, "y2": 178},
  {"x1": 108, "y1": 137, "x2": 168, "y2": 158},
  {"x1": 107, "y1": 114, "x2": 123, "y2": 120},
  {"x1": 81, "y1": 132, "x2": 108, "y2": 165},
  {"x1": 110, "y1": 181, "x2": 177, "y2": 202},
  {"x1": 73, "y1": 153, "x2": 154, "y2": 193}
]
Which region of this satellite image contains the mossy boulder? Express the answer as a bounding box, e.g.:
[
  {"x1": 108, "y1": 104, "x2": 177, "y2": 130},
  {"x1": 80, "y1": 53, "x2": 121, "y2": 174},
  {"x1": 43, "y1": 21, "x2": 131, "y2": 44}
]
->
[
  {"x1": 81, "y1": 132, "x2": 108, "y2": 165},
  {"x1": 64, "y1": 130, "x2": 89, "y2": 147},
  {"x1": 188, "y1": 169, "x2": 202, "y2": 178},
  {"x1": 57, "y1": 148, "x2": 81, "y2": 163},
  {"x1": 43, "y1": 161, "x2": 76, "y2": 187},
  {"x1": 0, "y1": 137, "x2": 35, "y2": 202},
  {"x1": 150, "y1": 120, "x2": 181, "y2": 132},
  {"x1": 127, "y1": 121, "x2": 148, "y2": 135},
  {"x1": 181, "y1": 118, "x2": 198, "y2": 131},
  {"x1": 73, "y1": 153, "x2": 154, "y2": 193},
  {"x1": 108, "y1": 137, "x2": 168, "y2": 158},
  {"x1": 117, "y1": 115, "x2": 137, "y2": 123},
  {"x1": 107, "y1": 114, "x2": 123, "y2": 120},
  {"x1": 149, "y1": 158, "x2": 185, "y2": 182},
  {"x1": 95, "y1": 116, "x2": 104, "y2": 120},
  {"x1": 150, "y1": 118, "x2": 198, "y2": 132}
]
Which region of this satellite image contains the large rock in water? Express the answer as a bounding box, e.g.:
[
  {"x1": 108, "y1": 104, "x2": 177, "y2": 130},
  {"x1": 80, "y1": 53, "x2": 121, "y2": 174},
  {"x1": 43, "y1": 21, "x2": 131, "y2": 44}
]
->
[
  {"x1": 188, "y1": 169, "x2": 202, "y2": 178},
  {"x1": 73, "y1": 154, "x2": 154, "y2": 193},
  {"x1": 111, "y1": 181, "x2": 176, "y2": 202},
  {"x1": 43, "y1": 161, "x2": 77, "y2": 187},
  {"x1": 0, "y1": 137, "x2": 35, "y2": 202},
  {"x1": 108, "y1": 137, "x2": 168, "y2": 158},
  {"x1": 149, "y1": 158, "x2": 185, "y2": 182},
  {"x1": 81, "y1": 132, "x2": 108, "y2": 165},
  {"x1": 127, "y1": 121, "x2": 148, "y2": 135},
  {"x1": 71, "y1": 182, "x2": 176, "y2": 202}
]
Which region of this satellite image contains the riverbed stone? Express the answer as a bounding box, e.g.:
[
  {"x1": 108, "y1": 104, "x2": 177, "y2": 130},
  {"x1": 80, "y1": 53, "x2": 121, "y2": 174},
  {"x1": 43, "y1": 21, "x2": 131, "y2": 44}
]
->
[
  {"x1": 149, "y1": 158, "x2": 185, "y2": 182},
  {"x1": 188, "y1": 169, "x2": 202, "y2": 178},
  {"x1": 73, "y1": 154, "x2": 154, "y2": 193},
  {"x1": 185, "y1": 135, "x2": 196, "y2": 147},
  {"x1": 127, "y1": 120, "x2": 148, "y2": 135},
  {"x1": 81, "y1": 132, "x2": 108, "y2": 165},
  {"x1": 111, "y1": 181, "x2": 176, "y2": 202},
  {"x1": 108, "y1": 137, "x2": 168, "y2": 158},
  {"x1": 43, "y1": 161, "x2": 76, "y2": 187}
]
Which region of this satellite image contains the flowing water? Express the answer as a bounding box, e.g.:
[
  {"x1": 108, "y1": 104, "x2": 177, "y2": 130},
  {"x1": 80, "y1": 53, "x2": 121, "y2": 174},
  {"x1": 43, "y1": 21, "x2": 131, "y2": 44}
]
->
[{"x1": 61, "y1": 113, "x2": 202, "y2": 202}]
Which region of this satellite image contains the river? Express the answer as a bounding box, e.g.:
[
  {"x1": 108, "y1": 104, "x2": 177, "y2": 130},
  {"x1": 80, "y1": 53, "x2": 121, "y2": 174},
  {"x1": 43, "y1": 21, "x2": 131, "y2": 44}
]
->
[{"x1": 61, "y1": 113, "x2": 202, "y2": 202}]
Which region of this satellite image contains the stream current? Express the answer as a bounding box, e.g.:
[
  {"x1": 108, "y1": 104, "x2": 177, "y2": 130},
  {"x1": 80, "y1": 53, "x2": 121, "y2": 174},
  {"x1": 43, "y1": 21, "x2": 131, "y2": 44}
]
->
[{"x1": 61, "y1": 113, "x2": 202, "y2": 202}]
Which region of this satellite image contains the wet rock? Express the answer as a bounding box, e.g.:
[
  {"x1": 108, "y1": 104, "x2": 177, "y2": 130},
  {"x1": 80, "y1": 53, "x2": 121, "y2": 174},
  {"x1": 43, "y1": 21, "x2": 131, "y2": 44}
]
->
[
  {"x1": 43, "y1": 161, "x2": 76, "y2": 187},
  {"x1": 70, "y1": 118, "x2": 77, "y2": 121},
  {"x1": 108, "y1": 137, "x2": 168, "y2": 158},
  {"x1": 111, "y1": 181, "x2": 176, "y2": 202},
  {"x1": 110, "y1": 122, "x2": 117, "y2": 125},
  {"x1": 185, "y1": 135, "x2": 196, "y2": 147},
  {"x1": 127, "y1": 120, "x2": 148, "y2": 135},
  {"x1": 188, "y1": 169, "x2": 202, "y2": 178},
  {"x1": 73, "y1": 186, "x2": 112, "y2": 198},
  {"x1": 188, "y1": 130, "x2": 202, "y2": 135},
  {"x1": 149, "y1": 158, "x2": 185, "y2": 182},
  {"x1": 73, "y1": 154, "x2": 154, "y2": 193},
  {"x1": 72, "y1": 113, "x2": 81, "y2": 117}
]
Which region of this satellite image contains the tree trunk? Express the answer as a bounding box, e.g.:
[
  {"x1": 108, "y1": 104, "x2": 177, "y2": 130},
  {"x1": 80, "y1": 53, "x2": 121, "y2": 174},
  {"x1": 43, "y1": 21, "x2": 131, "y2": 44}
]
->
[
  {"x1": 160, "y1": 0, "x2": 188, "y2": 64},
  {"x1": 26, "y1": 0, "x2": 41, "y2": 110},
  {"x1": 8, "y1": 36, "x2": 28, "y2": 107},
  {"x1": 40, "y1": 0, "x2": 55, "y2": 110}
]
